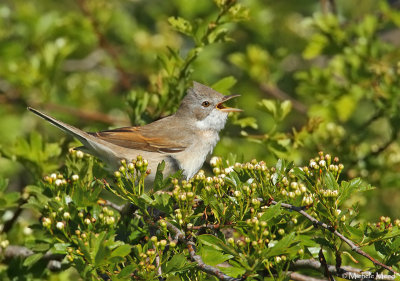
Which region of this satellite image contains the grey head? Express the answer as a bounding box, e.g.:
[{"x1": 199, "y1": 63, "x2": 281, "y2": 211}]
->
[{"x1": 175, "y1": 81, "x2": 241, "y2": 131}]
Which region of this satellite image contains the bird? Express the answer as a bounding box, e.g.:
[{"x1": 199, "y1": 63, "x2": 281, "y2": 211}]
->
[{"x1": 28, "y1": 81, "x2": 241, "y2": 187}]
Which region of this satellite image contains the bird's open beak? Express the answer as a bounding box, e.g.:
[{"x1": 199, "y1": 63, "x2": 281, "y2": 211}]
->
[{"x1": 216, "y1": 95, "x2": 242, "y2": 112}]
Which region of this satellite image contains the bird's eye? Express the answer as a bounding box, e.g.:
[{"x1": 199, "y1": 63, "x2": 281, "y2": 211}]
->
[{"x1": 202, "y1": 101, "x2": 210, "y2": 107}]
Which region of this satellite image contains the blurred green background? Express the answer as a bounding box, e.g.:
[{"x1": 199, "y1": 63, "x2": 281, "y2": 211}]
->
[{"x1": 1, "y1": 0, "x2": 400, "y2": 220}]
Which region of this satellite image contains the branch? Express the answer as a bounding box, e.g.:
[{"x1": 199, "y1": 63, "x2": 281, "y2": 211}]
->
[
  {"x1": 165, "y1": 222, "x2": 241, "y2": 281},
  {"x1": 269, "y1": 200, "x2": 397, "y2": 274},
  {"x1": 289, "y1": 272, "x2": 327, "y2": 281},
  {"x1": 1, "y1": 245, "x2": 64, "y2": 271},
  {"x1": 292, "y1": 259, "x2": 397, "y2": 281},
  {"x1": 320, "y1": 0, "x2": 337, "y2": 14},
  {"x1": 191, "y1": 222, "x2": 233, "y2": 230},
  {"x1": 76, "y1": 0, "x2": 134, "y2": 92},
  {"x1": 259, "y1": 83, "x2": 308, "y2": 115},
  {"x1": 1, "y1": 198, "x2": 27, "y2": 234}
]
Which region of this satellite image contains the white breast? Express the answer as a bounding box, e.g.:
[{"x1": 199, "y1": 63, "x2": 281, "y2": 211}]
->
[{"x1": 174, "y1": 130, "x2": 220, "y2": 179}]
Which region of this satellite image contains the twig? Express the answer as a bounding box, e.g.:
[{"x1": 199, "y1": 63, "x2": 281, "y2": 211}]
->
[
  {"x1": 44, "y1": 102, "x2": 129, "y2": 125},
  {"x1": 292, "y1": 259, "x2": 397, "y2": 281},
  {"x1": 1, "y1": 245, "x2": 64, "y2": 271},
  {"x1": 101, "y1": 199, "x2": 125, "y2": 213},
  {"x1": 319, "y1": 248, "x2": 335, "y2": 281},
  {"x1": 191, "y1": 223, "x2": 233, "y2": 230},
  {"x1": 320, "y1": 0, "x2": 337, "y2": 14},
  {"x1": 289, "y1": 272, "x2": 327, "y2": 281},
  {"x1": 165, "y1": 222, "x2": 241, "y2": 281},
  {"x1": 1, "y1": 199, "x2": 27, "y2": 234},
  {"x1": 76, "y1": 0, "x2": 133, "y2": 92},
  {"x1": 154, "y1": 245, "x2": 162, "y2": 277},
  {"x1": 269, "y1": 200, "x2": 398, "y2": 274}
]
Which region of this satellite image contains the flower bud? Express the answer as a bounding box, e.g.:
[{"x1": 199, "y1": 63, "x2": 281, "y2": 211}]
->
[{"x1": 56, "y1": 222, "x2": 64, "y2": 230}]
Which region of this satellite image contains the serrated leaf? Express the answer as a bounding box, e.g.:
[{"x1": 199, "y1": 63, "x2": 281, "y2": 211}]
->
[
  {"x1": 199, "y1": 247, "x2": 232, "y2": 266},
  {"x1": 164, "y1": 253, "x2": 187, "y2": 274},
  {"x1": 324, "y1": 172, "x2": 339, "y2": 190},
  {"x1": 111, "y1": 244, "x2": 132, "y2": 258},
  {"x1": 264, "y1": 232, "x2": 297, "y2": 258},
  {"x1": 218, "y1": 265, "x2": 246, "y2": 278},
  {"x1": 198, "y1": 234, "x2": 237, "y2": 256},
  {"x1": 118, "y1": 264, "x2": 137, "y2": 278},
  {"x1": 280, "y1": 100, "x2": 292, "y2": 120},
  {"x1": 233, "y1": 117, "x2": 258, "y2": 129},
  {"x1": 260, "y1": 202, "x2": 282, "y2": 222},
  {"x1": 154, "y1": 160, "x2": 165, "y2": 192},
  {"x1": 168, "y1": 17, "x2": 193, "y2": 36},
  {"x1": 258, "y1": 99, "x2": 277, "y2": 117},
  {"x1": 338, "y1": 178, "x2": 363, "y2": 205}
]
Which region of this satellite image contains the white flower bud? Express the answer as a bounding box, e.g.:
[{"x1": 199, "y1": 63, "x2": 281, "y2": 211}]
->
[{"x1": 56, "y1": 222, "x2": 64, "y2": 230}]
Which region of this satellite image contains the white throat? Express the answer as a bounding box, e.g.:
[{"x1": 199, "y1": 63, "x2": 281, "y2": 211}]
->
[{"x1": 195, "y1": 109, "x2": 228, "y2": 132}]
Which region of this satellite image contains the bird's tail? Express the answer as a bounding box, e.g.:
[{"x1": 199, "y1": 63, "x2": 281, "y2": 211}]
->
[{"x1": 27, "y1": 107, "x2": 117, "y2": 162}]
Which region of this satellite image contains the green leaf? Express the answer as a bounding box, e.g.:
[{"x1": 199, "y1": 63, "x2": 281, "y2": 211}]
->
[
  {"x1": 211, "y1": 76, "x2": 237, "y2": 93},
  {"x1": 280, "y1": 100, "x2": 292, "y2": 120},
  {"x1": 164, "y1": 253, "x2": 187, "y2": 274},
  {"x1": 168, "y1": 17, "x2": 193, "y2": 36},
  {"x1": 154, "y1": 160, "x2": 165, "y2": 192},
  {"x1": 324, "y1": 171, "x2": 339, "y2": 190},
  {"x1": 197, "y1": 234, "x2": 237, "y2": 256},
  {"x1": 0, "y1": 178, "x2": 9, "y2": 192},
  {"x1": 118, "y1": 264, "x2": 137, "y2": 278},
  {"x1": 264, "y1": 232, "x2": 298, "y2": 258},
  {"x1": 218, "y1": 265, "x2": 246, "y2": 278},
  {"x1": 23, "y1": 253, "x2": 43, "y2": 267},
  {"x1": 258, "y1": 99, "x2": 277, "y2": 118},
  {"x1": 111, "y1": 244, "x2": 132, "y2": 258},
  {"x1": 338, "y1": 178, "x2": 364, "y2": 205},
  {"x1": 260, "y1": 202, "x2": 282, "y2": 222},
  {"x1": 233, "y1": 117, "x2": 258, "y2": 129},
  {"x1": 199, "y1": 247, "x2": 233, "y2": 266}
]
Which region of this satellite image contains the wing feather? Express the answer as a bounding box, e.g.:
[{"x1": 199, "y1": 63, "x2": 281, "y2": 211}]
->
[{"x1": 89, "y1": 118, "x2": 190, "y2": 153}]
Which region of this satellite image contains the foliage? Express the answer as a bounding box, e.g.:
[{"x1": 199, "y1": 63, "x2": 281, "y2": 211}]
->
[{"x1": 1, "y1": 0, "x2": 400, "y2": 280}]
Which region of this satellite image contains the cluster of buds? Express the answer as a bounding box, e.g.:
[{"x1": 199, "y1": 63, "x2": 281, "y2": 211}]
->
[
  {"x1": 274, "y1": 255, "x2": 287, "y2": 264},
  {"x1": 375, "y1": 216, "x2": 398, "y2": 230},
  {"x1": 235, "y1": 159, "x2": 268, "y2": 173},
  {"x1": 68, "y1": 148, "x2": 85, "y2": 159},
  {"x1": 114, "y1": 156, "x2": 151, "y2": 178},
  {"x1": 98, "y1": 207, "x2": 116, "y2": 226},
  {"x1": 44, "y1": 173, "x2": 67, "y2": 186},
  {"x1": 302, "y1": 195, "x2": 314, "y2": 205},
  {"x1": 320, "y1": 189, "x2": 339, "y2": 197},
  {"x1": 305, "y1": 152, "x2": 344, "y2": 176},
  {"x1": 279, "y1": 180, "x2": 308, "y2": 199},
  {"x1": 194, "y1": 170, "x2": 206, "y2": 181}
]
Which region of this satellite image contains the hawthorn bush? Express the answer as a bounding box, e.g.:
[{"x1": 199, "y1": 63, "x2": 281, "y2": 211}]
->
[{"x1": 1, "y1": 0, "x2": 400, "y2": 280}]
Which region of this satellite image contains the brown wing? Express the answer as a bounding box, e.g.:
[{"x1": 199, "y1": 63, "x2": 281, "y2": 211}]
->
[{"x1": 89, "y1": 117, "x2": 190, "y2": 153}]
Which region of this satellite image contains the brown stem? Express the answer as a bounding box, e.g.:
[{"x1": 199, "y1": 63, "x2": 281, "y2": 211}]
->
[
  {"x1": 270, "y1": 200, "x2": 397, "y2": 274},
  {"x1": 166, "y1": 222, "x2": 241, "y2": 281},
  {"x1": 76, "y1": 0, "x2": 133, "y2": 92}
]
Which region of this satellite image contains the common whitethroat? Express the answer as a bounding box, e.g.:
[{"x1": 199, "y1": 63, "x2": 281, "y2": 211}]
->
[{"x1": 28, "y1": 81, "x2": 241, "y2": 187}]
